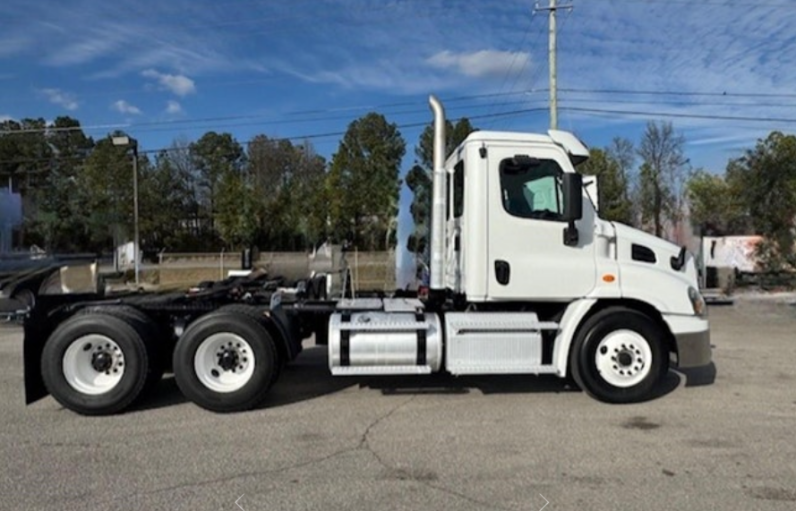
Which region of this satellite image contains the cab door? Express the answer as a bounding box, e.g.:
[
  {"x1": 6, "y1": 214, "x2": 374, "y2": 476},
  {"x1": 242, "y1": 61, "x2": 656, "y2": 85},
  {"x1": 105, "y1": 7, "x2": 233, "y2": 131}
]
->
[{"x1": 487, "y1": 145, "x2": 596, "y2": 300}]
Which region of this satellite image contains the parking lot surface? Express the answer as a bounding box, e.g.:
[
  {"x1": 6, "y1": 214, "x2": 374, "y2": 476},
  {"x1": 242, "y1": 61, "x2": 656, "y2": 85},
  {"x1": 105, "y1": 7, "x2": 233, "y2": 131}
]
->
[{"x1": 1, "y1": 301, "x2": 795, "y2": 511}]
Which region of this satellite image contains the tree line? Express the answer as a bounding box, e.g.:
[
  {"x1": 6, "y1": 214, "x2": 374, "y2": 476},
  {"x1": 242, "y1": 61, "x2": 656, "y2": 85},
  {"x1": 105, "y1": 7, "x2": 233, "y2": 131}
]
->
[{"x1": 0, "y1": 113, "x2": 407, "y2": 255}]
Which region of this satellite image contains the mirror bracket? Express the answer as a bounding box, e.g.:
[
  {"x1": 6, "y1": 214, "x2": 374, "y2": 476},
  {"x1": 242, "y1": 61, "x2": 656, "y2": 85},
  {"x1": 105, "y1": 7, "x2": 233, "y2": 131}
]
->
[{"x1": 563, "y1": 221, "x2": 579, "y2": 247}]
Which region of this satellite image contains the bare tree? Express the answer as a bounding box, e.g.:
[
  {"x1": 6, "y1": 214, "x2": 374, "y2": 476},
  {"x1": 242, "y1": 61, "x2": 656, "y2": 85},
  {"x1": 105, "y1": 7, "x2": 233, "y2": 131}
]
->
[{"x1": 637, "y1": 122, "x2": 689, "y2": 238}]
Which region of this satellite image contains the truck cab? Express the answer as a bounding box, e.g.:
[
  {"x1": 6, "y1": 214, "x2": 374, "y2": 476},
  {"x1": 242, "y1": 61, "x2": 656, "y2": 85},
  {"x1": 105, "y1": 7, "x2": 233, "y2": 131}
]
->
[
  {"x1": 443, "y1": 130, "x2": 599, "y2": 301},
  {"x1": 409, "y1": 98, "x2": 710, "y2": 402}
]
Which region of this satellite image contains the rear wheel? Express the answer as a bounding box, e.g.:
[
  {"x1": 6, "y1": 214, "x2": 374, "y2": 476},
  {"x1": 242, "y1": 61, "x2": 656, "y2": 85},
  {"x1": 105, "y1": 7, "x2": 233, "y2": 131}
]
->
[
  {"x1": 173, "y1": 311, "x2": 277, "y2": 413},
  {"x1": 41, "y1": 313, "x2": 151, "y2": 415},
  {"x1": 570, "y1": 307, "x2": 668, "y2": 404},
  {"x1": 78, "y1": 306, "x2": 166, "y2": 391},
  {"x1": 217, "y1": 304, "x2": 285, "y2": 385}
]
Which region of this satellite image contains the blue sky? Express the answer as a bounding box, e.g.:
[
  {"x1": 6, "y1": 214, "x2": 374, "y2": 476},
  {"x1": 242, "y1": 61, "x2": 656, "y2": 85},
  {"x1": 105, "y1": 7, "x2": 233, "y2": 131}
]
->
[{"x1": 2, "y1": 0, "x2": 796, "y2": 275}]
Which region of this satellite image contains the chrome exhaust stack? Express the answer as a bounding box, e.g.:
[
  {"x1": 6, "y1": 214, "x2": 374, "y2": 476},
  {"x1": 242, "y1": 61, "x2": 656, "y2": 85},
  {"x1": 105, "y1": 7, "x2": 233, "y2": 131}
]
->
[{"x1": 428, "y1": 95, "x2": 446, "y2": 291}]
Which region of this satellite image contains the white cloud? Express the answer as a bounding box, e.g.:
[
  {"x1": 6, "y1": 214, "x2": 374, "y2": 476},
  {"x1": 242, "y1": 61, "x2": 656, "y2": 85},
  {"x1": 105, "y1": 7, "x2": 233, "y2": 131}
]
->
[
  {"x1": 142, "y1": 69, "x2": 196, "y2": 96},
  {"x1": 112, "y1": 100, "x2": 142, "y2": 115},
  {"x1": 426, "y1": 50, "x2": 531, "y2": 79},
  {"x1": 40, "y1": 88, "x2": 79, "y2": 110},
  {"x1": 165, "y1": 100, "x2": 183, "y2": 114},
  {"x1": 0, "y1": 115, "x2": 13, "y2": 122}
]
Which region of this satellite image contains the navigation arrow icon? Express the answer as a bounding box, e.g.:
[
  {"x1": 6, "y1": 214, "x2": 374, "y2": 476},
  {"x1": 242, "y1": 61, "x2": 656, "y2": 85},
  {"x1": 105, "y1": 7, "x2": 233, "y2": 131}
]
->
[
  {"x1": 235, "y1": 494, "x2": 246, "y2": 511},
  {"x1": 539, "y1": 493, "x2": 550, "y2": 511}
]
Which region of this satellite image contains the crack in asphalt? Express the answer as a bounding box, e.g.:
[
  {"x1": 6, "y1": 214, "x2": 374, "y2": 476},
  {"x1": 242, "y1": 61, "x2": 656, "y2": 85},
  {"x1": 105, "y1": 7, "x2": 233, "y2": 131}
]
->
[
  {"x1": 87, "y1": 396, "x2": 420, "y2": 504},
  {"x1": 81, "y1": 395, "x2": 514, "y2": 511},
  {"x1": 358, "y1": 396, "x2": 513, "y2": 511}
]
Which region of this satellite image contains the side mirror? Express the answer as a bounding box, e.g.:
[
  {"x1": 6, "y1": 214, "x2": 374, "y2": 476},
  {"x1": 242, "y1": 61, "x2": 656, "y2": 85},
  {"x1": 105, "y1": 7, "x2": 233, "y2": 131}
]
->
[{"x1": 562, "y1": 172, "x2": 583, "y2": 222}]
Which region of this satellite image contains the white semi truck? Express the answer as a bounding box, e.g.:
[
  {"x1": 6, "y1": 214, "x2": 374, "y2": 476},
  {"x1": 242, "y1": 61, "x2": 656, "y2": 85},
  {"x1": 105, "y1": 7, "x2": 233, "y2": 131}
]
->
[{"x1": 23, "y1": 96, "x2": 711, "y2": 415}]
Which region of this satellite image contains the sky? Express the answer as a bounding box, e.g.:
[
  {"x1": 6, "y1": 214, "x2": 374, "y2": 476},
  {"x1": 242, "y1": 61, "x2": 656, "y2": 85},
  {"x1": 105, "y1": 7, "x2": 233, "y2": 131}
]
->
[{"x1": 2, "y1": 0, "x2": 796, "y2": 276}]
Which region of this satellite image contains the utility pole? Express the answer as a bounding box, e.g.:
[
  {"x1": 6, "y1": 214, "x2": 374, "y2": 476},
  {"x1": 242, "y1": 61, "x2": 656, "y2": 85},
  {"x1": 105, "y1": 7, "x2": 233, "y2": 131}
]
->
[{"x1": 534, "y1": 0, "x2": 573, "y2": 130}]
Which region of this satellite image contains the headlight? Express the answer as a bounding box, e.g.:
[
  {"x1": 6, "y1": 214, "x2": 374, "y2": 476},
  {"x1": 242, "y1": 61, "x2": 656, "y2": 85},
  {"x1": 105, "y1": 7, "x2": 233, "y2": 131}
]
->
[{"x1": 688, "y1": 287, "x2": 707, "y2": 317}]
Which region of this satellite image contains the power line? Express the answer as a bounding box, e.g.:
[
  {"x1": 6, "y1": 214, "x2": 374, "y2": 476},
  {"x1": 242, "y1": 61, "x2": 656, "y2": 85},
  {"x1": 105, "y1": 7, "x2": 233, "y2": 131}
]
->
[
  {"x1": 482, "y1": 9, "x2": 540, "y2": 128},
  {"x1": 599, "y1": 0, "x2": 793, "y2": 7},
  {"x1": 562, "y1": 106, "x2": 796, "y2": 123},
  {"x1": 560, "y1": 96, "x2": 796, "y2": 109},
  {"x1": 559, "y1": 88, "x2": 796, "y2": 98},
  {"x1": 489, "y1": 0, "x2": 574, "y2": 131},
  {"x1": 0, "y1": 107, "x2": 550, "y2": 167},
  {"x1": 116, "y1": 101, "x2": 549, "y2": 136},
  {"x1": 6, "y1": 86, "x2": 792, "y2": 138},
  {"x1": 0, "y1": 90, "x2": 549, "y2": 136}
]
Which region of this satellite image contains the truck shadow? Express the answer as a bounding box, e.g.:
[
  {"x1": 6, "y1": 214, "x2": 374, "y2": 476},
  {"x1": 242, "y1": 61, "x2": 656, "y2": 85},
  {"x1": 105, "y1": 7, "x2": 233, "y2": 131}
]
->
[
  {"x1": 673, "y1": 362, "x2": 717, "y2": 388},
  {"x1": 131, "y1": 376, "x2": 187, "y2": 411},
  {"x1": 132, "y1": 347, "x2": 716, "y2": 412}
]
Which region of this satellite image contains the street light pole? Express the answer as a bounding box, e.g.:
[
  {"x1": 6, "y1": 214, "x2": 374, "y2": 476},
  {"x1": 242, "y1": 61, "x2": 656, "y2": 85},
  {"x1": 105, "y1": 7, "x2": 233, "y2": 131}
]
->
[
  {"x1": 131, "y1": 143, "x2": 140, "y2": 287},
  {"x1": 112, "y1": 135, "x2": 140, "y2": 287}
]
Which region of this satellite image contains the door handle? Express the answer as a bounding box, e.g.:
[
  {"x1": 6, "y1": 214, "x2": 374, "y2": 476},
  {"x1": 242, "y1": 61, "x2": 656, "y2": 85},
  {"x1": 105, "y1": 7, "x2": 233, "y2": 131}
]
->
[{"x1": 495, "y1": 260, "x2": 510, "y2": 285}]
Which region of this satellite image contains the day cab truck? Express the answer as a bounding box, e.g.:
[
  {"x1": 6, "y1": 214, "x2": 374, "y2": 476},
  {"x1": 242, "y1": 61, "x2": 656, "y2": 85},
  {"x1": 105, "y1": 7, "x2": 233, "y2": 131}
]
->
[{"x1": 22, "y1": 96, "x2": 712, "y2": 415}]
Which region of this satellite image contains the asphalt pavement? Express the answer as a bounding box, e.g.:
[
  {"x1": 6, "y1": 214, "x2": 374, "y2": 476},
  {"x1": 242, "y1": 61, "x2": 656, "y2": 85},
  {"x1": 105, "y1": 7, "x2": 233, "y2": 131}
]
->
[{"x1": 1, "y1": 301, "x2": 795, "y2": 511}]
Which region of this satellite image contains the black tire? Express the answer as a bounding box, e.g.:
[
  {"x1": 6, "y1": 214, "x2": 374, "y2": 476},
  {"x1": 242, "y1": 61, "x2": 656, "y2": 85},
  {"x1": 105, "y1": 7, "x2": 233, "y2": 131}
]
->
[
  {"x1": 78, "y1": 306, "x2": 166, "y2": 391},
  {"x1": 569, "y1": 307, "x2": 668, "y2": 404},
  {"x1": 217, "y1": 304, "x2": 285, "y2": 386},
  {"x1": 41, "y1": 313, "x2": 151, "y2": 415},
  {"x1": 172, "y1": 310, "x2": 277, "y2": 413}
]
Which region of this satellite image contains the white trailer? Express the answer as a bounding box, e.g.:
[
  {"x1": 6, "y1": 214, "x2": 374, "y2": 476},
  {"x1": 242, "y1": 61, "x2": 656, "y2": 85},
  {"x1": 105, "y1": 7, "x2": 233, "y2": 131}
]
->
[{"x1": 23, "y1": 96, "x2": 711, "y2": 415}]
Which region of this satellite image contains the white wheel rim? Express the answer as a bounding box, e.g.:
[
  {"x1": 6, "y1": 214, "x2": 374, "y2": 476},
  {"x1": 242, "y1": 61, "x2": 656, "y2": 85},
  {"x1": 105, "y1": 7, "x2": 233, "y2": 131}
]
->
[
  {"x1": 62, "y1": 335, "x2": 125, "y2": 395},
  {"x1": 594, "y1": 330, "x2": 653, "y2": 388},
  {"x1": 194, "y1": 333, "x2": 255, "y2": 393}
]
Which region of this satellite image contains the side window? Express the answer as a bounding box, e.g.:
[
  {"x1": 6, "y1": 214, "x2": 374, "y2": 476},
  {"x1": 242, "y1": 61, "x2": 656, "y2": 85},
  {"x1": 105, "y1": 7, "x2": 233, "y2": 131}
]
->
[
  {"x1": 453, "y1": 161, "x2": 464, "y2": 218},
  {"x1": 499, "y1": 157, "x2": 564, "y2": 220}
]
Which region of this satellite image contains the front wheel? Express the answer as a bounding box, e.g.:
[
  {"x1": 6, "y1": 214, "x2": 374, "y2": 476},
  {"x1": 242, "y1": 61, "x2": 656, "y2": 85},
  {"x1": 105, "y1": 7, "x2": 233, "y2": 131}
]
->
[{"x1": 570, "y1": 307, "x2": 669, "y2": 404}]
